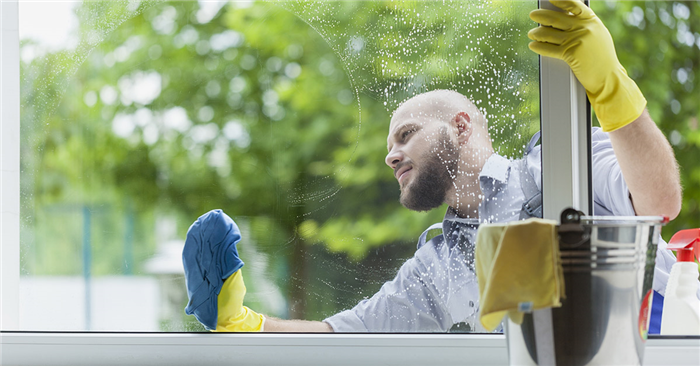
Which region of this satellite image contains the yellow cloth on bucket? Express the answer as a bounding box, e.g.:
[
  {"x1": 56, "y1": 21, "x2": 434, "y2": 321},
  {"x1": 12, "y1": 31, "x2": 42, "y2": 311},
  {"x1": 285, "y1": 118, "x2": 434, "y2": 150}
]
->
[{"x1": 475, "y1": 218, "x2": 565, "y2": 331}]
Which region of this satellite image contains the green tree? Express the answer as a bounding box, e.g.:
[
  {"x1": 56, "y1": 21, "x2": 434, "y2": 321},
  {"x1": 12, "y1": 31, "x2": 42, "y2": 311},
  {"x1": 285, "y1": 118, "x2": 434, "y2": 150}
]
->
[{"x1": 594, "y1": 1, "x2": 700, "y2": 243}]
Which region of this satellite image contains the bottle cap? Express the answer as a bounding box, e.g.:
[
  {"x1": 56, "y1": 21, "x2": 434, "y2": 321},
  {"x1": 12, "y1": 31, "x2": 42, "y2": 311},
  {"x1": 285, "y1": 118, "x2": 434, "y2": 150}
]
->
[{"x1": 668, "y1": 229, "x2": 700, "y2": 262}]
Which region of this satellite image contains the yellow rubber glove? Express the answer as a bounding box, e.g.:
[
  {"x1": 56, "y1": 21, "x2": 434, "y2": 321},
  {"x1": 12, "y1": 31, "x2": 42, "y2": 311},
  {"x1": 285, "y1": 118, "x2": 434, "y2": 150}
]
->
[
  {"x1": 528, "y1": 0, "x2": 646, "y2": 132},
  {"x1": 214, "y1": 269, "x2": 265, "y2": 332}
]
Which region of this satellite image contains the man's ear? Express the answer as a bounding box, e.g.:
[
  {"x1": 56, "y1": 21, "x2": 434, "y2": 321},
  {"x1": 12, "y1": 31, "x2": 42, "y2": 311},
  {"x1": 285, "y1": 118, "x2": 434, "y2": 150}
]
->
[{"x1": 453, "y1": 112, "x2": 472, "y2": 145}]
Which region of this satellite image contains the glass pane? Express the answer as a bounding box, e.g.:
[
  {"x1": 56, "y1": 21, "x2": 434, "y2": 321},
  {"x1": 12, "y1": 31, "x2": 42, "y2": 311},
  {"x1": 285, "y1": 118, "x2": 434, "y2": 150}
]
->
[{"x1": 19, "y1": 0, "x2": 539, "y2": 332}]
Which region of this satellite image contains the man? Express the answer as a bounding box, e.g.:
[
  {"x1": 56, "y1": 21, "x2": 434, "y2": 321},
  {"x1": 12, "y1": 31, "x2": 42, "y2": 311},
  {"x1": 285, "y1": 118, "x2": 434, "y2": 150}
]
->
[{"x1": 183, "y1": 1, "x2": 687, "y2": 332}]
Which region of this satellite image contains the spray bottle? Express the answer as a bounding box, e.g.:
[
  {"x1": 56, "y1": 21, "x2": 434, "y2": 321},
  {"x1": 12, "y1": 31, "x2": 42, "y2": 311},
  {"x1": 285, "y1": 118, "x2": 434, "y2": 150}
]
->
[{"x1": 660, "y1": 229, "x2": 700, "y2": 335}]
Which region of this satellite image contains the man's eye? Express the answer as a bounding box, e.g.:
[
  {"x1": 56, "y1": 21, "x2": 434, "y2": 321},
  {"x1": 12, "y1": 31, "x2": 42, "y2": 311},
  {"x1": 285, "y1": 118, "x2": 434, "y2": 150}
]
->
[{"x1": 401, "y1": 129, "x2": 414, "y2": 140}]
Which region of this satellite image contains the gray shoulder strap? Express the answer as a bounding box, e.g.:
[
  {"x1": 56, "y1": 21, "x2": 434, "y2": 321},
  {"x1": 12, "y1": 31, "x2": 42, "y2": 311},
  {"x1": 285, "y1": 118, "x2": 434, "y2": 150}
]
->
[
  {"x1": 525, "y1": 131, "x2": 541, "y2": 155},
  {"x1": 519, "y1": 133, "x2": 543, "y2": 219},
  {"x1": 518, "y1": 158, "x2": 540, "y2": 200},
  {"x1": 417, "y1": 222, "x2": 444, "y2": 249},
  {"x1": 519, "y1": 163, "x2": 542, "y2": 219}
]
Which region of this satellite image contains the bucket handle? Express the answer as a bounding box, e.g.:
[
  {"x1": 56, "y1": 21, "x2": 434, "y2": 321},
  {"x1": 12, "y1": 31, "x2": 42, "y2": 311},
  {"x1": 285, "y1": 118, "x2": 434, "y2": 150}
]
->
[{"x1": 558, "y1": 208, "x2": 590, "y2": 248}]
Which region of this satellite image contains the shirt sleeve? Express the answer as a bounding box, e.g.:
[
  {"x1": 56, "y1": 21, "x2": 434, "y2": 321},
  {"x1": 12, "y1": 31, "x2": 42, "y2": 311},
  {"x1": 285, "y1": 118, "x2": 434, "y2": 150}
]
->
[
  {"x1": 590, "y1": 128, "x2": 636, "y2": 216},
  {"x1": 526, "y1": 128, "x2": 636, "y2": 216},
  {"x1": 324, "y1": 236, "x2": 480, "y2": 332}
]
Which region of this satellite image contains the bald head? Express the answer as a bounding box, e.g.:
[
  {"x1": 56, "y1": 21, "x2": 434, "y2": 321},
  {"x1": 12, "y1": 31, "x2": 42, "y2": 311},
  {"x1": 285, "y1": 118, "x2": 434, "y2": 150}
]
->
[
  {"x1": 387, "y1": 90, "x2": 490, "y2": 154},
  {"x1": 390, "y1": 90, "x2": 486, "y2": 131}
]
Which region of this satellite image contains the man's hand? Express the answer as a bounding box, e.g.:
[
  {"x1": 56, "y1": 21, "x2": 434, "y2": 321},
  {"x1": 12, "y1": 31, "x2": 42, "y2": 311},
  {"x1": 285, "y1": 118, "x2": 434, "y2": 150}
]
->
[
  {"x1": 215, "y1": 269, "x2": 265, "y2": 332},
  {"x1": 528, "y1": 0, "x2": 646, "y2": 132},
  {"x1": 215, "y1": 269, "x2": 334, "y2": 332}
]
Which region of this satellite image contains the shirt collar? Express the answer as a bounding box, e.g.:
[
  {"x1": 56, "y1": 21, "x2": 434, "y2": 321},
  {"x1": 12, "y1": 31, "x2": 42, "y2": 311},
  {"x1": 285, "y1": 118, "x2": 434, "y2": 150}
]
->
[
  {"x1": 441, "y1": 154, "x2": 511, "y2": 234},
  {"x1": 442, "y1": 206, "x2": 479, "y2": 236},
  {"x1": 478, "y1": 153, "x2": 511, "y2": 198},
  {"x1": 479, "y1": 153, "x2": 511, "y2": 183}
]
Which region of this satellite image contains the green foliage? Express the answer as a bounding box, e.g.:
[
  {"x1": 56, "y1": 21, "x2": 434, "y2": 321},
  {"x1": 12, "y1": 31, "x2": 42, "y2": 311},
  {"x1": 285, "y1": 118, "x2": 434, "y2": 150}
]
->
[{"x1": 593, "y1": 1, "x2": 700, "y2": 241}]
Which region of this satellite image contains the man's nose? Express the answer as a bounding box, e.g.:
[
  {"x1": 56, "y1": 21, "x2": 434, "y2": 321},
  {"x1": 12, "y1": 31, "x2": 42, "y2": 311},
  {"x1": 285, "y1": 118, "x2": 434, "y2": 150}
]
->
[{"x1": 385, "y1": 148, "x2": 403, "y2": 169}]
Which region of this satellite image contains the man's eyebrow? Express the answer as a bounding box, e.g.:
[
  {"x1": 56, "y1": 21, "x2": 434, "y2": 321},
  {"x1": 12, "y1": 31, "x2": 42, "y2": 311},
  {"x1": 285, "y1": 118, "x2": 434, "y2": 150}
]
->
[{"x1": 387, "y1": 123, "x2": 420, "y2": 152}]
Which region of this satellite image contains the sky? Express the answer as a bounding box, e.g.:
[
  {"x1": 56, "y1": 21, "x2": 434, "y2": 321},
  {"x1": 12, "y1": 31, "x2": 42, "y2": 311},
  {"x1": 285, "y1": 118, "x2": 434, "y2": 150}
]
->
[
  {"x1": 18, "y1": 1, "x2": 80, "y2": 50},
  {"x1": 17, "y1": 0, "x2": 226, "y2": 61}
]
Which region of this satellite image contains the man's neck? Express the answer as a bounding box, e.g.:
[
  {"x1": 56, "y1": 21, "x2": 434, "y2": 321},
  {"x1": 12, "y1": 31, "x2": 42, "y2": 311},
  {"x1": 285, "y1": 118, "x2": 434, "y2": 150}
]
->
[{"x1": 445, "y1": 147, "x2": 494, "y2": 218}]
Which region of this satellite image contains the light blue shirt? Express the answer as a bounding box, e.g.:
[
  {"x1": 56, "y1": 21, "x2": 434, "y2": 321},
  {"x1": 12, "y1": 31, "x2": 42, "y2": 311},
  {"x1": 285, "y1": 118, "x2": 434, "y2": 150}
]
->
[{"x1": 325, "y1": 128, "x2": 680, "y2": 332}]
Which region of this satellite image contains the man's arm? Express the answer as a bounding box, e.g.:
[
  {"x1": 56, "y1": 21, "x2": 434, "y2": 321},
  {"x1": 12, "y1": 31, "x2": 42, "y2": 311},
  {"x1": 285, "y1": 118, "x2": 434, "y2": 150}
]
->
[
  {"x1": 608, "y1": 110, "x2": 681, "y2": 219},
  {"x1": 213, "y1": 269, "x2": 334, "y2": 332},
  {"x1": 264, "y1": 318, "x2": 334, "y2": 332},
  {"x1": 527, "y1": 1, "x2": 682, "y2": 219}
]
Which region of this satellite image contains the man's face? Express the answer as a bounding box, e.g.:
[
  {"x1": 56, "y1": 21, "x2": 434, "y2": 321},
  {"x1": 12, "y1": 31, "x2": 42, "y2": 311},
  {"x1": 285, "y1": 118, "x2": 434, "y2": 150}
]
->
[{"x1": 386, "y1": 114, "x2": 459, "y2": 212}]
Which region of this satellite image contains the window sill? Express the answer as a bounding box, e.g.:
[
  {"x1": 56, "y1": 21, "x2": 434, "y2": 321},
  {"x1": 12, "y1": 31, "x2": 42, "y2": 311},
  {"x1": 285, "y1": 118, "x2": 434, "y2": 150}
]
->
[{"x1": 2, "y1": 332, "x2": 699, "y2": 366}]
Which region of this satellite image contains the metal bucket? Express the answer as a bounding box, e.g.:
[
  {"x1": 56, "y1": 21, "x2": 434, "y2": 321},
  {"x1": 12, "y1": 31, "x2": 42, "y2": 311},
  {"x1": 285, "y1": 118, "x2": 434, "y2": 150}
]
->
[{"x1": 505, "y1": 209, "x2": 666, "y2": 366}]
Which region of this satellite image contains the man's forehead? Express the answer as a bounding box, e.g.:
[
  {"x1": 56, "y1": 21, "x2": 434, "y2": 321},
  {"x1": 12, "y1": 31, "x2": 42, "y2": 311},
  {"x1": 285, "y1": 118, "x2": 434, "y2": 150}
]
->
[
  {"x1": 389, "y1": 100, "x2": 451, "y2": 130},
  {"x1": 387, "y1": 90, "x2": 474, "y2": 142}
]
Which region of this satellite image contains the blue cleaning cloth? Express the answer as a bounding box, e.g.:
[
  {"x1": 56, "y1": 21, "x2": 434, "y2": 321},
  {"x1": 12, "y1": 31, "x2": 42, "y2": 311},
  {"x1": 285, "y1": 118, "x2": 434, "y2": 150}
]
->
[{"x1": 183, "y1": 209, "x2": 245, "y2": 330}]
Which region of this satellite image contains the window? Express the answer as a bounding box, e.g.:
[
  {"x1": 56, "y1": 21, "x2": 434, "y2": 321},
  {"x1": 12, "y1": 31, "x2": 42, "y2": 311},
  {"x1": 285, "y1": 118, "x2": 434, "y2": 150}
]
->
[
  {"x1": 13, "y1": 0, "x2": 539, "y2": 333},
  {"x1": 3, "y1": 0, "x2": 699, "y2": 364}
]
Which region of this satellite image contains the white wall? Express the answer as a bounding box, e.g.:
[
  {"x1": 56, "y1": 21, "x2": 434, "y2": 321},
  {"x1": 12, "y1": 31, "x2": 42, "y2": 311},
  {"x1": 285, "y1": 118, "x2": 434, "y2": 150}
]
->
[{"x1": 20, "y1": 276, "x2": 160, "y2": 331}]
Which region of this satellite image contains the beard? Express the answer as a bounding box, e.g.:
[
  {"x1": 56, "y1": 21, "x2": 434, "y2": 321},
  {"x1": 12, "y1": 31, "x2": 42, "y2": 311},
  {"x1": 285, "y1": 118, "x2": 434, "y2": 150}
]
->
[{"x1": 399, "y1": 129, "x2": 459, "y2": 212}]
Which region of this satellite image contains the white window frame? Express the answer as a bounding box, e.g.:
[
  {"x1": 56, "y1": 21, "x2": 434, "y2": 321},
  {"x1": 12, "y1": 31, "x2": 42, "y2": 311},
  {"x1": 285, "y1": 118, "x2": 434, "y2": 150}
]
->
[
  {"x1": 2, "y1": 1, "x2": 699, "y2": 365},
  {"x1": 1, "y1": 0, "x2": 21, "y2": 333},
  {"x1": 0, "y1": 333, "x2": 697, "y2": 366}
]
